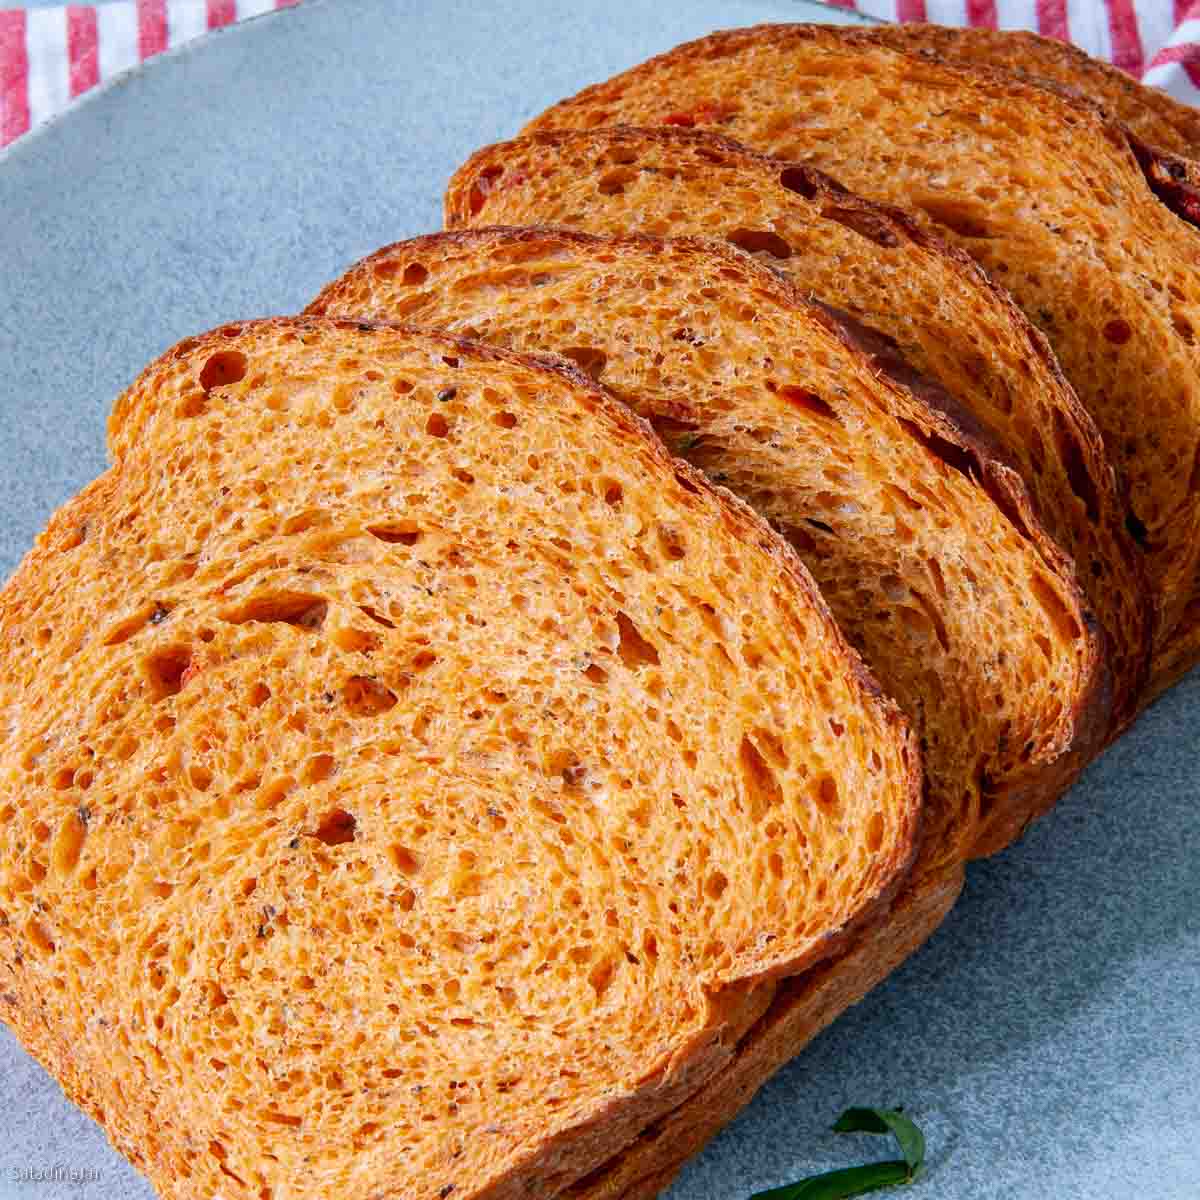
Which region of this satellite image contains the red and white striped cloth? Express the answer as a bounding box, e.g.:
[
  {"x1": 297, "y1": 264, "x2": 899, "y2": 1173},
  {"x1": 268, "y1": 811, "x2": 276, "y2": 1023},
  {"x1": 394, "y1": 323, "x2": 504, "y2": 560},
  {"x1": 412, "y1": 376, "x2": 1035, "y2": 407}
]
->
[
  {"x1": 3, "y1": 0, "x2": 1200, "y2": 149},
  {"x1": 1, "y1": 0, "x2": 298, "y2": 146}
]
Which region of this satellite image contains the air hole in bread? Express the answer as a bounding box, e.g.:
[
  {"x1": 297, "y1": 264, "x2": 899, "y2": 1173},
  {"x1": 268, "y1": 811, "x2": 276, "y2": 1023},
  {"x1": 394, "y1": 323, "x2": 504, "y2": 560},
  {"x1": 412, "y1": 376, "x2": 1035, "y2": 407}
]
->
[
  {"x1": 704, "y1": 870, "x2": 728, "y2": 900},
  {"x1": 467, "y1": 165, "x2": 504, "y2": 216},
  {"x1": 102, "y1": 605, "x2": 160, "y2": 646},
  {"x1": 395, "y1": 262, "x2": 428, "y2": 286},
  {"x1": 777, "y1": 385, "x2": 839, "y2": 423},
  {"x1": 425, "y1": 413, "x2": 450, "y2": 438},
  {"x1": 26, "y1": 918, "x2": 54, "y2": 956},
  {"x1": 390, "y1": 844, "x2": 421, "y2": 875},
  {"x1": 816, "y1": 774, "x2": 840, "y2": 812},
  {"x1": 312, "y1": 809, "x2": 356, "y2": 847},
  {"x1": 1029, "y1": 574, "x2": 1082, "y2": 642},
  {"x1": 198, "y1": 351, "x2": 248, "y2": 392},
  {"x1": 866, "y1": 811, "x2": 885, "y2": 853},
  {"x1": 282, "y1": 509, "x2": 329, "y2": 535},
  {"x1": 738, "y1": 734, "x2": 782, "y2": 819},
  {"x1": 302, "y1": 754, "x2": 335, "y2": 785},
  {"x1": 778, "y1": 166, "x2": 819, "y2": 200},
  {"x1": 598, "y1": 167, "x2": 638, "y2": 196},
  {"x1": 248, "y1": 682, "x2": 270, "y2": 708},
  {"x1": 726, "y1": 228, "x2": 792, "y2": 259},
  {"x1": 898, "y1": 418, "x2": 975, "y2": 483},
  {"x1": 587, "y1": 959, "x2": 616, "y2": 998},
  {"x1": 560, "y1": 346, "x2": 608, "y2": 380},
  {"x1": 647, "y1": 413, "x2": 699, "y2": 447},
  {"x1": 614, "y1": 612, "x2": 660, "y2": 669},
  {"x1": 358, "y1": 604, "x2": 395, "y2": 629},
  {"x1": 221, "y1": 593, "x2": 327, "y2": 631},
  {"x1": 331, "y1": 626, "x2": 381, "y2": 655},
  {"x1": 1102, "y1": 318, "x2": 1133, "y2": 345},
  {"x1": 913, "y1": 196, "x2": 994, "y2": 240},
  {"x1": 143, "y1": 645, "x2": 192, "y2": 699},
  {"x1": 656, "y1": 525, "x2": 687, "y2": 560},
  {"x1": 820, "y1": 205, "x2": 901, "y2": 248},
  {"x1": 51, "y1": 812, "x2": 86, "y2": 875},
  {"x1": 1051, "y1": 409, "x2": 1100, "y2": 521},
  {"x1": 340, "y1": 674, "x2": 399, "y2": 717},
  {"x1": 598, "y1": 478, "x2": 623, "y2": 506},
  {"x1": 367, "y1": 523, "x2": 422, "y2": 546}
]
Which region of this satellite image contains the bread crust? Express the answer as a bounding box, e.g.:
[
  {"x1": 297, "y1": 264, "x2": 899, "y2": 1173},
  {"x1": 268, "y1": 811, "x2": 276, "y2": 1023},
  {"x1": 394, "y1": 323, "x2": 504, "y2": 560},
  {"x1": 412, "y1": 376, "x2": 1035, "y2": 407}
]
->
[
  {"x1": 1, "y1": 317, "x2": 922, "y2": 1200},
  {"x1": 523, "y1": 22, "x2": 1200, "y2": 674},
  {"x1": 444, "y1": 127, "x2": 1150, "y2": 738}
]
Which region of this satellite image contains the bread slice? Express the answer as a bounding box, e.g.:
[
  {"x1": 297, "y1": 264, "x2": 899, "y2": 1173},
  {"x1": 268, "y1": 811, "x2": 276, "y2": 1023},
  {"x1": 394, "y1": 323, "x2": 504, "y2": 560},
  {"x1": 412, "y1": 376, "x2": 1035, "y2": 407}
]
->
[
  {"x1": 306, "y1": 232, "x2": 1075, "y2": 1200},
  {"x1": 864, "y1": 24, "x2": 1200, "y2": 158},
  {"x1": 444, "y1": 126, "x2": 1149, "y2": 735},
  {"x1": 307, "y1": 229, "x2": 1105, "y2": 869},
  {"x1": 0, "y1": 318, "x2": 922, "y2": 1200},
  {"x1": 563, "y1": 864, "x2": 966, "y2": 1200},
  {"x1": 850, "y1": 27, "x2": 1200, "y2": 707},
  {"x1": 522, "y1": 23, "x2": 1200, "y2": 681}
]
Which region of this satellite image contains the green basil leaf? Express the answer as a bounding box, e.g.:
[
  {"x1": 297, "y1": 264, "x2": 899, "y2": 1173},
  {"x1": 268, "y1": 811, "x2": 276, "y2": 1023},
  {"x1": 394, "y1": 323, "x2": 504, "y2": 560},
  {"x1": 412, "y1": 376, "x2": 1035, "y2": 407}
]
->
[
  {"x1": 833, "y1": 1108, "x2": 925, "y2": 1175},
  {"x1": 750, "y1": 1160, "x2": 911, "y2": 1200},
  {"x1": 749, "y1": 1106, "x2": 927, "y2": 1200}
]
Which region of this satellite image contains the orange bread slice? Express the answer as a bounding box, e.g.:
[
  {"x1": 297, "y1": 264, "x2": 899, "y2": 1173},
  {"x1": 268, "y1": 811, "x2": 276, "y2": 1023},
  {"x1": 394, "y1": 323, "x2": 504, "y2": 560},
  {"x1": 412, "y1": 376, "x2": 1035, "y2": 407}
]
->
[
  {"x1": 308, "y1": 229, "x2": 1105, "y2": 868},
  {"x1": 445, "y1": 126, "x2": 1149, "y2": 734},
  {"x1": 852, "y1": 26, "x2": 1200, "y2": 705},
  {"x1": 0, "y1": 319, "x2": 922, "y2": 1200},
  {"x1": 523, "y1": 23, "x2": 1200, "y2": 677},
  {"x1": 563, "y1": 864, "x2": 965, "y2": 1200},
  {"x1": 866, "y1": 24, "x2": 1200, "y2": 158}
]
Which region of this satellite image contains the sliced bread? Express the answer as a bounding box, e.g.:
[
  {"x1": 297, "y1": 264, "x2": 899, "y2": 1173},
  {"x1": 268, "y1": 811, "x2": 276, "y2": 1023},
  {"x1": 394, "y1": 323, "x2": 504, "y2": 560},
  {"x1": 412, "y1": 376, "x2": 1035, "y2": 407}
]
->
[
  {"x1": 307, "y1": 229, "x2": 1105, "y2": 868},
  {"x1": 444, "y1": 126, "x2": 1149, "y2": 733},
  {"x1": 522, "y1": 23, "x2": 1200, "y2": 686},
  {"x1": 851, "y1": 26, "x2": 1200, "y2": 706},
  {"x1": 562, "y1": 864, "x2": 966, "y2": 1200},
  {"x1": 864, "y1": 24, "x2": 1200, "y2": 157},
  {"x1": 0, "y1": 319, "x2": 921, "y2": 1200}
]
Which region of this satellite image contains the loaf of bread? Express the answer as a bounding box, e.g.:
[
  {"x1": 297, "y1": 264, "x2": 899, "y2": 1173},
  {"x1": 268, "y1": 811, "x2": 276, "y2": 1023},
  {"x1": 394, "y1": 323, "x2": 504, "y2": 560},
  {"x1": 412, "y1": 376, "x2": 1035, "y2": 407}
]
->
[
  {"x1": 0, "y1": 319, "x2": 923, "y2": 1200},
  {"x1": 444, "y1": 126, "x2": 1150, "y2": 734},
  {"x1": 522, "y1": 23, "x2": 1200, "y2": 691},
  {"x1": 309, "y1": 228, "x2": 1106, "y2": 871}
]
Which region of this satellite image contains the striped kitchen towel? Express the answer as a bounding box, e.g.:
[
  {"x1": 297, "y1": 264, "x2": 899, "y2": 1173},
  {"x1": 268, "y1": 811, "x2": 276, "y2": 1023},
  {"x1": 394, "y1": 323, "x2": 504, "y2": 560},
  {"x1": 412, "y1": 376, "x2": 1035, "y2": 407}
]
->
[{"x1": 3, "y1": 0, "x2": 1200, "y2": 149}]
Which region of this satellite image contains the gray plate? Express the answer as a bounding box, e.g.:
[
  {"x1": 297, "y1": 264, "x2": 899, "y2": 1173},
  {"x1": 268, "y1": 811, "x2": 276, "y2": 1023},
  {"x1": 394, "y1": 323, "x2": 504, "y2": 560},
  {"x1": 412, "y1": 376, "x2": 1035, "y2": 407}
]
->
[{"x1": 1, "y1": 2, "x2": 1197, "y2": 1198}]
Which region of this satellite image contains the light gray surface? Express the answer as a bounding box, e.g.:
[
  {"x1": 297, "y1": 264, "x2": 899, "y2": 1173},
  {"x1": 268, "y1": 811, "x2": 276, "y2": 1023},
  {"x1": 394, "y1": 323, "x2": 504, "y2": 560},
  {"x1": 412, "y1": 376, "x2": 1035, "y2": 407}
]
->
[{"x1": 0, "y1": 1, "x2": 1197, "y2": 1197}]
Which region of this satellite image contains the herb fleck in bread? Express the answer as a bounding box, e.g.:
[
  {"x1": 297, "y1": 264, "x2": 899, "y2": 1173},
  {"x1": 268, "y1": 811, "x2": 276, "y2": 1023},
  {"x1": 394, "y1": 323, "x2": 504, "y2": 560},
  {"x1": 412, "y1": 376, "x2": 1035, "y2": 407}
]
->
[
  {"x1": 523, "y1": 23, "x2": 1200, "y2": 678},
  {"x1": 0, "y1": 319, "x2": 922, "y2": 1200},
  {"x1": 308, "y1": 229, "x2": 1105, "y2": 869},
  {"x1": 445, "y1": 126, "x2": 1149, "y2": 734}
]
